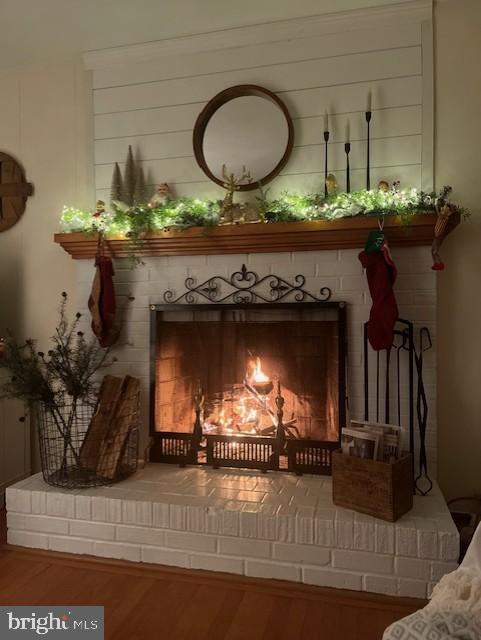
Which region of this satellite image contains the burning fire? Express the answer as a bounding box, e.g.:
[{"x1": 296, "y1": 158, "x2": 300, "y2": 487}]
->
[
  {"x1": 248, "y1": 357, "x2": 270, "y2": 384},
  {"x1": 203, "y1": 354, "x2": 275, "y2": 437}
]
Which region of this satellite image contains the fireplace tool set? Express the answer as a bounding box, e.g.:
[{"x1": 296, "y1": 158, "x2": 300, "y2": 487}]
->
[{"x1": 363, "y1": 319, "x2": 433, "y2": 494}]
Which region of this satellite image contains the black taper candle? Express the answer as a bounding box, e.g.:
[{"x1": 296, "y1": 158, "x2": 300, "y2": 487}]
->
[
  {"x1": 323, "y1": 130, "x2": 330, "y2": 198},
  {"x1": 365, "y1": 110, "x2": 372, "y2": 190},
  {"x1": 344, "y1": 142, "x2": 351, "y2": 193}
]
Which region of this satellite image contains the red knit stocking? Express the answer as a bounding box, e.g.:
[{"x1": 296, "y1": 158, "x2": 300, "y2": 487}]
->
[{"x1": 359, "y1": 245, "x2": 399, "y2": 351}]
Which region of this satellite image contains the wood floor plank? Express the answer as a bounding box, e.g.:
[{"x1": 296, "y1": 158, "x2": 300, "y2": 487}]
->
[
  {"x1": 278, "y1": 599, "x2": 309, "y2": 640},
  {"x1": 170, "y1": 583, "x2": 231, "y2": 640},
  {"x1": 204, "y1": 588, "x2": 245, "y2": 640},
  {"x1": 225, "y1": 591, "x2": 277, "y2": 640},
  {"x1": 262, "y1": 595, "x2": 294, "y2": 640}
]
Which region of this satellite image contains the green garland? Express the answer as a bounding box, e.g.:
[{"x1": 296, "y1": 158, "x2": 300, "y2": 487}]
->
[{"x1": 59, "y1": 186, "x2": 468, "y2": 238}]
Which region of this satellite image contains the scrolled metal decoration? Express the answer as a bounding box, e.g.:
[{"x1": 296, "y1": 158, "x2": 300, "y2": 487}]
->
[{"x1": 163, "y1": 263, "x2": 332, "y2": 304}]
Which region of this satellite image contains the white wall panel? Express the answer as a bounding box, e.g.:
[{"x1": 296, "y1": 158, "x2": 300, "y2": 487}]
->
[{"x1": 89, "y1": 3, "x2": 433, "y2": 200}]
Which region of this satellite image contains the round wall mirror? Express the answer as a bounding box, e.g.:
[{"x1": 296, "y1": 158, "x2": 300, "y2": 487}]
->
[{"x1": 193, "y1": 85, "x2": 294, "y2": 191}]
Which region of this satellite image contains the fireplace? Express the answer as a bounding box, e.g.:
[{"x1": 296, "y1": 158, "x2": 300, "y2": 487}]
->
[{"x1": 149, "y1": 265, "x2": 346, "y2": 474}]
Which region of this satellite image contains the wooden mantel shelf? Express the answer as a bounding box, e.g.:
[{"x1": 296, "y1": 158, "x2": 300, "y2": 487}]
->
[{"x1": 54, "y1": 214, "x2": 436, "y2": 260}]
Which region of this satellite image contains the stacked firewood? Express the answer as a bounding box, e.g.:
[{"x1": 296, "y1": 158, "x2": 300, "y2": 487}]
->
[{"x1": 80, "y1": 375, "x2": 140, "y2": 481}]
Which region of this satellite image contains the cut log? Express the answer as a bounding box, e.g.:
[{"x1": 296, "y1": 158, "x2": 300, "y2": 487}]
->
[
  {"x1": 96, "y1": 375, "x2": 140, "y2": 480},
  {"x1": 79, "y1": 375, "x2": 125, "y2": 470}
]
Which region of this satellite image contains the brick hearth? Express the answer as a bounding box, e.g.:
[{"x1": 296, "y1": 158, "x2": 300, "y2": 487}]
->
[{"x1": 6, "y1": 465, "x2": 458, "y2": 599}]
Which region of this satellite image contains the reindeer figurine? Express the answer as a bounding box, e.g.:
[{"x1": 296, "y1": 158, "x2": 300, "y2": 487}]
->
[{"x1": 220, "y1": 164, "x2": 252, "y2": 223}]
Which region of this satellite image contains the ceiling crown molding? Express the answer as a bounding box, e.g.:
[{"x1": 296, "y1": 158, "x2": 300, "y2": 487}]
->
[{"x1": 83, "y1": 0, "x2": 432, "y2": 70}]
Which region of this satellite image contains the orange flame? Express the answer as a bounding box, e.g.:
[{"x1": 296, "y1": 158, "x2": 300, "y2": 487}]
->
[{"x1": 252, "y1": 357, "x2": 269, "y2": 383}]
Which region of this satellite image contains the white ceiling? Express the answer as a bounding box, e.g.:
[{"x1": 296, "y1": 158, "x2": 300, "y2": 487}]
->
[{"x1": 0, "y1": 0, "x2": 416, "y2": 70}]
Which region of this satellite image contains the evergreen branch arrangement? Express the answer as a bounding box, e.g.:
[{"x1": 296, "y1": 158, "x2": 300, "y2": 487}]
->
[
  {"x1": 0, "y1": 293, "x2": 113, "y2": 407},
  {"x1": 60, "y1": 185, "x2": 468, "y2": 238}
]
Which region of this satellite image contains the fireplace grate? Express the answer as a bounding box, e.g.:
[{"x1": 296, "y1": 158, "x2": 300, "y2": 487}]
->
[
  {"x1": 152, "y1": 432, "x2": 197, "y2": 466},
  {"x1": 206, "y1": 434, "x2": 278, "y2": 471},
  {"x1": 286, "y1": 440, "x2": 339, "y2": 475}
]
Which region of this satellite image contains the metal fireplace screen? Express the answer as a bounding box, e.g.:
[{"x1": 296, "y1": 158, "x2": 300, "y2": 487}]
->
[
  {"x1": 150, "y1": 302, "x2": 346, "y2": 475},
  {"x1": 149, "y1": 263, "x2": 346, "y2": 474}
]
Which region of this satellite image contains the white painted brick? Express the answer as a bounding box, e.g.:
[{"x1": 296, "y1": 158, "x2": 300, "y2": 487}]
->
[
  {"x1": 239, "y1": 506, "x2": 258, "y2": 538},
  {"x1": 152, "y1": 502, "x2": 169, "y2": 528},
  {"x1": 247, "y1": 252, "x2": 291, "y2": 268},
  {"x1": 257, "y1": 505, "x2": 278, "y2": 540},
  {"x1": 332, "y1": 550, "x2": 393, "y2": 575},
  {"x1": 395, "y1": 521, "x2": 418, "y2": 557},
  {"x1": 46, "y1": 493, "x2": 75, "y2": 518},
  {"x1": 364, "y1": 575, "x2": 398, "y2": 596},
  {"x1": 340, "y1": 275, "x2": 366, "y2": 291},
  {"x1": 427, "y1": 582, "x2": 437, "y2": 598},
  {"x1": 185, "y1": 505, "x2": 206, "y2": 532},
  {"x1": 336, "y1": 510, "x2": 354, "y2": 549},
  {"x1": 273, "y1": 543, "x2": 330, "y2": 566},
  {"x1": 375, "y1": 523, "x2": 395, "y2": 555},
  {"x1": 170, "y1": 255, "x2": 207, "y2": 268},
  {"x1": 206, "y1": 253, "x2": 248, "y2": 271},
  {"x1": 205, "y1": 505, "x2": 222, "y2": 534},
  {"x1": 114, "y1": 265, "x2": 150, "y2": 282},
  {"x1": 191, "y1": 553, "x2": 244, "y2": 575},
  {"x1": 31, "y1": 491, "x2": 47, "y2": 515},
  {"x1": 277, "y1": 505, "x2": 296, "y2": 543},
  {"x1": 94, "y1": 541, "x2": 141, "y2": 562},
  {"x1": 10, "y1": 513, "x2": 69, "y2": 535},
  {"x1": 8, "y1": 530, "x2": 48, "y2": 549},
  {"x1": 296, "y1": 507, "x2": 315, "y2": 544},
  {"x1": 91, "y1": 497, "x2": 122, "y2": 523},
  {"x1": 71, "y1": 520, "x2": 115, "y2": 540},
  {"x1": 430, "y1": 561, "x2": 458, "y2": 582},
  {"x1": 219, "y1": 537, "x2": 270, "y2": 558},
  {"x1": 246, "y1": 560, "x2": 301, "y2": 582},
  {"x1": 314, "y1": 510, "x2": 335, "y2": 547},
  {"x1": 438, "y1": 531, "x2": 459, "y2": 561},
  {"x1": 116, "y1": 525, "x2": 165, "y2": 546},
  {"x1": 6, "y1": 488, "x2": 31, "y2": 513},
  {"x1": 75, "y1": 495, "x2": 91, "y2": 520},
  {"x1": 303, "y1": 567, "x2": 363, "y2": 591},
  {"x1": 122, "y1": 500, "x2": 152, "y2": 526},
  {"x1": 169, "y1": 503, "x2": 186, "y2": 530},
  {"x1": 353, "y1": 514, "x2": 375, "y2": 551},
  {"x1": 142, "y1": 546, "x2": 190, "y2": 568},
  {"x1": 397, "y1": 578, "x2": 427, "y2": 599},
  {"x1": 418, "y1": 528, "x2": 438, "y2": 559},
  {"x1": 165, "y1": 530, "x2": 217, "y2": 553},
  {"x1": 394, "y1": 557, "x2": 431, "y2": 580},
  {"x1": 49, "y1": 535, "x2": 94, "y2": 555}
]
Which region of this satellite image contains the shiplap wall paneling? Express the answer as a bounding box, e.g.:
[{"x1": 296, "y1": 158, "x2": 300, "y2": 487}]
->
[{"x1": 88, "y1": 2, "x2": 433, "y2": 202}]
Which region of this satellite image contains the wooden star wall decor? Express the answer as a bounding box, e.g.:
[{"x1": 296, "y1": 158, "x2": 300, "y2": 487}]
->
[{"x1": 0, "y1": 152, "x2": 33, "y2": 232}]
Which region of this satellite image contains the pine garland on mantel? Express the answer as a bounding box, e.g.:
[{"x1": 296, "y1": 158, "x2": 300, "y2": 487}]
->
[{"x1": 59, "y1": 186, "x2": 468, "y2": 239}]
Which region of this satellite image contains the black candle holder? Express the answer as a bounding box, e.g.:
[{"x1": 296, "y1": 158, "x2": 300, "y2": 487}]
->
[
  {"x1": 344, "y1": 142, "x2": 351, "y2": 193},
  {"x1": 323, "y1": 130, "x2": 330, "y2": 198},
  {"x1": 365, "y1": 110, "x2": 372, "y2": 190}
]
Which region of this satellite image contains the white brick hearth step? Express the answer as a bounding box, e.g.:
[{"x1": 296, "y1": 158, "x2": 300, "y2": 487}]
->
[{"x1": 6, "y1": 465, "x2": 458, "y2": 599}]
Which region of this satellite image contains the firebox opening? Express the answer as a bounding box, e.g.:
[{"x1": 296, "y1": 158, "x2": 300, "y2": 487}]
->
[{"x1": 154, "y1": 306, "x2": 343, "y2": 448}]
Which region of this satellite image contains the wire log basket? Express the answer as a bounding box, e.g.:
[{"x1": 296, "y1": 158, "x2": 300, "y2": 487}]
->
[{"x1": 37, "y1": 393, "x2": 139, "y2": 489}]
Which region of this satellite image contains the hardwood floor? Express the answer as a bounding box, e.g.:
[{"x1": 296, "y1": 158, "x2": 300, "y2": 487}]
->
[{"x1": 0, "y1": 508, "x2": 421, "y2": 639}]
